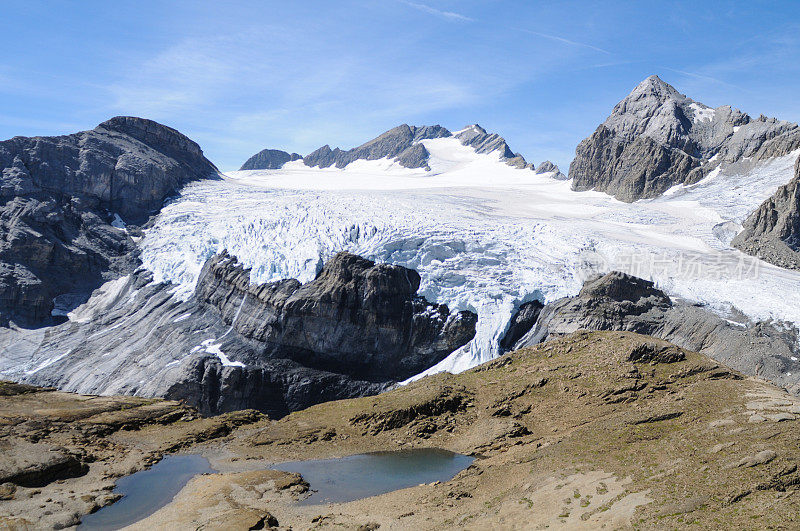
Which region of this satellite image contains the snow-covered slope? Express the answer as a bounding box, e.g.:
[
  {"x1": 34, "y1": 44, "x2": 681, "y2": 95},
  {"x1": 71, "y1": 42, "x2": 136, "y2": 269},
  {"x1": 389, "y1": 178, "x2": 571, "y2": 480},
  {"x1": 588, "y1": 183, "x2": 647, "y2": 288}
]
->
[{"x1": 140, "y1": 135, "x2": 800, "y2": 378}]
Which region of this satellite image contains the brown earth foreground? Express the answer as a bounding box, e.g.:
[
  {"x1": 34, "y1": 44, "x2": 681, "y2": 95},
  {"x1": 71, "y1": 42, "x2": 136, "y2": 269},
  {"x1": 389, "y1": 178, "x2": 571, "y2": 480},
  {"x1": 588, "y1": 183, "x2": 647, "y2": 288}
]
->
[{"x1": 2, "y1": 331, "x2": 800, "y2": 529}]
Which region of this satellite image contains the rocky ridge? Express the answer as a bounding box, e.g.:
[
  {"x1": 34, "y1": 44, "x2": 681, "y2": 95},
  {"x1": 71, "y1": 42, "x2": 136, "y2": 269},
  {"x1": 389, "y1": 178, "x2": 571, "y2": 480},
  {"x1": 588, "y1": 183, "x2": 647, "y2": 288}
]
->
[
  {"x1": 303, "y1": 124, "x2": 450, "y2": 170},
  {"x1": 241, "y1": 123, "x2": 561, "y2": 173},
  {"x1": 0, "y1": 117, "x2": 220, "y2": 326},
  {"x1": 570, "y1": 75, "x2": 800, "y2": 201}
]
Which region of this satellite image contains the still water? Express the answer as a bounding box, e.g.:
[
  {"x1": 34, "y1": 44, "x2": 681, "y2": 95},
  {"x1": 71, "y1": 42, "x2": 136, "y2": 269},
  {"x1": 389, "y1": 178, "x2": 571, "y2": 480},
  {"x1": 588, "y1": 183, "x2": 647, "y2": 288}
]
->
[{"x1": 273, "y1": 448, "x2": 474, "y2": 505}]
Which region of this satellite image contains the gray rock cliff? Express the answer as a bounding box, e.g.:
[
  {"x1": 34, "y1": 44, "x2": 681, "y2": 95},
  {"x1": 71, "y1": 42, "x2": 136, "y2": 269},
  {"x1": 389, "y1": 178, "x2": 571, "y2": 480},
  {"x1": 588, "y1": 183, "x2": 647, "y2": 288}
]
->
[{"x1": 0, "y1": 117, "x2": 220, "y2": 326}]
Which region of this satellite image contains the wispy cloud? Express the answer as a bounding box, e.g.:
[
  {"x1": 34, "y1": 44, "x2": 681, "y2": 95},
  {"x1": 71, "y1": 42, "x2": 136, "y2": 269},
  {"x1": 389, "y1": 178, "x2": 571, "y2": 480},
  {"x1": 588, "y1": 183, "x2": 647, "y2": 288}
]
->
[
  {"x1": 399, "y1": 1, "x2": 473, "y2": 22},
  {"x1": 662, "y1": 67, "x2": 745, "y2": 92},
  {"x1": 516, "y1": 28, "x2": 611, "y2": 55}
]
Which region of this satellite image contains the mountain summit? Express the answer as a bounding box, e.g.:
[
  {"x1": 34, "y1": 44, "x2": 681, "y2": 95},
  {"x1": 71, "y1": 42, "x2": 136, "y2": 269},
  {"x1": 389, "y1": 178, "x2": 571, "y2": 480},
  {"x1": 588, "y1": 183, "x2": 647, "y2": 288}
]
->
[{"x1": 570, "y1": 75, "x2": 800, "y2": 201}]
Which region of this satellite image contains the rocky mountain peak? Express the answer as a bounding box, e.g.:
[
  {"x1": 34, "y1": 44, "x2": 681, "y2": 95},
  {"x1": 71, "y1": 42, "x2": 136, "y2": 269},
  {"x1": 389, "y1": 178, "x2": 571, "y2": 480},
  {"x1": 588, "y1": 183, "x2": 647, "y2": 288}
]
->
[
  {"x1": 96, "y1": 116, "x2": 207, "y2": 157},
  {"x1": 624, "y1": 75, "x2": 684, "y2": 103},
  {"x1": 302, "y1": 124, "x2": 451, "y2": 170},
  {"x1": 454, "y1": 124, "x2": 532, "y2": 169},
  {"x1": 571, "y1": 76, "x2": 800, "y2": 201}
]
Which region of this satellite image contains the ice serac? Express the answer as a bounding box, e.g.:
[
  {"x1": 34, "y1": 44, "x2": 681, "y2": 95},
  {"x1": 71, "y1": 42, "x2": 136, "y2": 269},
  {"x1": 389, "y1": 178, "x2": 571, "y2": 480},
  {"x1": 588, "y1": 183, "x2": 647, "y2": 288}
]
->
[
  {"x1": 239, "y1": 149, "x2": 302, "y2": 170},
  {"x1": 510, "y1": 271, "x2": 800, "y2": 394},
  {"x1": 733, "y1": 156, "x2": 800, "y2": 270},
  {"x1": 455, "y1": 124, "x2": 533, "y2": 169},
  {"x1": 0, "y1": 117, "x2": 220, "y2": 326},
  {"x1": 570, "y1": 75, "x2": 800, "y2": 201},
  {"x1": 0, "y1": 252, "x2": 477, "y2": 417},
  {"x1": 197, "y1": 250, "x2": 478, "y2": 381},
  {"x1": 303, "y1": 124, "x2": 451, "y2": 170}
]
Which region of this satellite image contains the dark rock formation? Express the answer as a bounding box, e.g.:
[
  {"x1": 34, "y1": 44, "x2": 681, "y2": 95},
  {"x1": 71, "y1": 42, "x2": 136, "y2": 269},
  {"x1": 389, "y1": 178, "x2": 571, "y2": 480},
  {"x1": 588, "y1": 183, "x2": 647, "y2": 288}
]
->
[
  {"x1": 454, "y1": 125, "x2": 533, "y2": 169},
  {"x1": 239, "y1": 149, "x2": 302, "y2": 170},
  {"x1": 534, "y1": 160, "x2": 566, "y2": 179},
  {"x1": 0, "y1": 117, "x2": 219, "y2": 326},
  {"x1": 499, "y1": 300, "x2": 543, "y2": 351},
  {"x1": 303, "y1": 124, "x2": 450, "y2": 170},
  {"x1": 733, "y1": 156, "x2": 800, "y2": 270},
  {"x1": 0, "y1": 252, "x2": 477, "y2": 417},
  {"x1": 570, "y1": 75, "x2": 800, "y2": 201},
  {"x1": 509, "y1": 271, "x2": 800, "y2": 394},
  {"x1": 196, "y1": 251, "x2": 477, "y2": 381}
]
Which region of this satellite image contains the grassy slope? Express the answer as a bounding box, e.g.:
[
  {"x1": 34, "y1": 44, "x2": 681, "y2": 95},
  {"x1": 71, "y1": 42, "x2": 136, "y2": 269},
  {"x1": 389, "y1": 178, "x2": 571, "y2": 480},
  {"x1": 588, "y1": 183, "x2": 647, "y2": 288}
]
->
[{"x1": 220, "y1": 330, "x2": 800, "y2": 529}]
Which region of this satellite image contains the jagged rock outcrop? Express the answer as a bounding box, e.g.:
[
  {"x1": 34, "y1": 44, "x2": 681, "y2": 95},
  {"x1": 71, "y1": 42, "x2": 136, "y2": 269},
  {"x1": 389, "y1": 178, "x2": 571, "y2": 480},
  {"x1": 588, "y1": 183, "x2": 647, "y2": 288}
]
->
[
  {"x1": 499, "y1": 300, "x2": 543, "y2": 351},
  {"x1": 454, "y1": 125, "x2": 533, "y2": 169},
  {"x1": 733, "y1": 156, "x2": 800, "y2": 269},
  {"x1": 0, "y1": 117, "x2": 219, "y2": 326},
  {"x1": 508, "y1": 271, "x2": 800, "y2": 394},
  {"x1": 0, "y1": 252, "x2": 477, "y2": 417},
  {"x1": 196, "y1": 251, "x2": 477, "y2": 380},
  {"x1": 239, "y1": 149, "x2": 302, "y2": 170},
  {"x1": 303, "y1": 124, "x2": 450, "y2": 170},
  {"x1": 570, "y1": 75, "x2": 800, "y2": 201},
  {"x1": 534, "y1": 160, "x2": 566, "y2": 179}
]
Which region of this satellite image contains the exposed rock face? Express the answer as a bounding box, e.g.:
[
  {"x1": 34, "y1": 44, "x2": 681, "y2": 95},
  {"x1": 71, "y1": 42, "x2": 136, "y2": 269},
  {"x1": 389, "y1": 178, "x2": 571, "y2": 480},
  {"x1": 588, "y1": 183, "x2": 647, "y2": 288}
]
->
[
  {"x1": 196, "y1": 251, "x2": 477, "y2": 380},
  {"x1": 510, "y1": 271, "x2": 800, "y2": 394},
  {"x1": 499, "y1": 300, "x2": 543, "y2": 351},
  {"x1": 0, "y1": 252, "x2": 477, "y2": 417},
  {"x1": 733, "y1": 156, "x2": 800, "y2": 269},
  {"x1": 454, "y1": 125, "x2": 533, "y2": 169},
  {"x1": 0, "y1": 117, "x2": 219, "y2": 326},
  {"x1": 570, "y1": 75, "x2": 800, "y2": 201},
  {"x1": 534, "y1": 160, "x2": 566, "y2": 179},
  {"x1": 303, "y1": 124, "x2": 450, "y2": 170},
  {"x1": 239, "y1": 149, "x2": 302, "y2": 170}
]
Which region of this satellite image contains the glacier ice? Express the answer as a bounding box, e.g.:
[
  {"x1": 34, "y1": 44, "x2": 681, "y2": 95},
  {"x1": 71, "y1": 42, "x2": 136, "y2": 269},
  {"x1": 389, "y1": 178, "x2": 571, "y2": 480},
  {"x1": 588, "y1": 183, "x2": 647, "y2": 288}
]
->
[{"x1": 139, "y1": 137, "x2": 800, "y2": 377}]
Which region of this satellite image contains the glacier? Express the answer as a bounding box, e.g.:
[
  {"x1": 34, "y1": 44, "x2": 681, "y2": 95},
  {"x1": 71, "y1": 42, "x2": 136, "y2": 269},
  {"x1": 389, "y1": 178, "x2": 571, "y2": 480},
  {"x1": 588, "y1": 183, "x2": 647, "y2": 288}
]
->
[{"x1": 139, "y1": 136, "x2": 800, "y2": 378}]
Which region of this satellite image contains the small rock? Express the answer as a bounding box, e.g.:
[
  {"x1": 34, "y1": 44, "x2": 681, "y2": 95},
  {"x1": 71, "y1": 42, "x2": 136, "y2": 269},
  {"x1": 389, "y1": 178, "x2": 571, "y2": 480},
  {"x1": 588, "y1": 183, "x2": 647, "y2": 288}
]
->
[
  {"x1": 736, "y1": 450, "x2": 777, "y2": 468},
  {"x1": 0, "y1": 483, "x2": 17, "y2": 500}
]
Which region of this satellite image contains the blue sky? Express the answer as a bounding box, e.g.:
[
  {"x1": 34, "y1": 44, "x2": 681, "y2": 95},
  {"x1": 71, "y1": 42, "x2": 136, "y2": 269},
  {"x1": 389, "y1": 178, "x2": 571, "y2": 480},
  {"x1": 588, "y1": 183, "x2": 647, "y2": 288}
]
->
[{"x1": 2, "y1": 1, "x2": 800, "y2": 171}]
